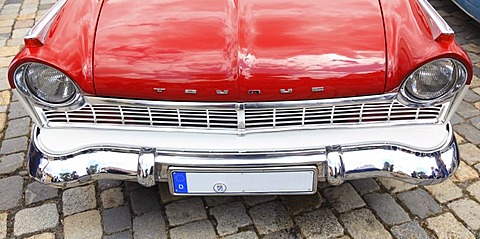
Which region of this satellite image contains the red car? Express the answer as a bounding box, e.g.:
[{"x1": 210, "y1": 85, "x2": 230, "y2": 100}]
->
[{"x1": 8, "y1": 0, "x2": 472, "y2": 195}]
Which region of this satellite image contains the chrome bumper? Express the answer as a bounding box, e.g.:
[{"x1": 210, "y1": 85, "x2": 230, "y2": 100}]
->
[{"x1": 27, "y1": 124, "x2": 460, "y2": 191}]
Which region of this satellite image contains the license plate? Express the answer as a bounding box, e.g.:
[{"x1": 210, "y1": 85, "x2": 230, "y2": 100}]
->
[{"x1": 168, "y1": 166, "x2": 317, "y2": 195}]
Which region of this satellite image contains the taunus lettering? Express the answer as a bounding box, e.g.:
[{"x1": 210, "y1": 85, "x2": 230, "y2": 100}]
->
[
  {"x1": 153, "y1": 88, "x2": 166, "y2": 93},
  {"x1": 216, "y1": 90, "x2": 229, "y2": 95}
]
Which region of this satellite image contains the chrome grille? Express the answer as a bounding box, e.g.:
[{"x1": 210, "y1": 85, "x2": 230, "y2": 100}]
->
[
  {"x1": 40, "y1": 94, "x2": 446, "y2": 134},
  {"x1": 44, "y1": 105, "x2": 238, "y2": 129},
  {"x1": 243, "y1": 101, "x2": 442, "y2": 128}
]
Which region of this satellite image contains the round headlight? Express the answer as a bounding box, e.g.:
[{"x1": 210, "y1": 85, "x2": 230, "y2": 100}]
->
[
  {"x1": 21, "y1": 63, "x2": 76, "y2": 103},
  {"x1": 402, "y1": 58, "x2": 467, "y2": 101}
]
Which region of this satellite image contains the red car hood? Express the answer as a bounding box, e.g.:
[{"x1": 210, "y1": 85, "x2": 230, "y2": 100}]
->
[{"x1": 94, "y1": 0, "x2": 386, "y2": 102}]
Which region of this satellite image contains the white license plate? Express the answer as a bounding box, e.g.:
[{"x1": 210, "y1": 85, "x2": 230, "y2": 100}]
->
[{"x1": 168, "y1": 166, "x2": 317, "y2": 195}]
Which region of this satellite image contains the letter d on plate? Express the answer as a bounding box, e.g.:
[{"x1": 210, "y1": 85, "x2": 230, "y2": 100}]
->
[{"x1": 172, "y1": 172, "x2": 188, "y2": 193}]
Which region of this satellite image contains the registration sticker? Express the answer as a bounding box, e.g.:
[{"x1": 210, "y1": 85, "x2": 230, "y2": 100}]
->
[{"x1": 172, "y1": 172, "x2": 188, "y2": 193}]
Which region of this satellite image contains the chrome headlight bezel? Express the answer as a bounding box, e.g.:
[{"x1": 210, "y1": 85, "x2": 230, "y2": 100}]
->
[
  {"x1": 397, "y1": 58, "x2": 468, "y2": 107},
  {"x1": 13, "y1": 62, "x2": 85, "y2": 111}
]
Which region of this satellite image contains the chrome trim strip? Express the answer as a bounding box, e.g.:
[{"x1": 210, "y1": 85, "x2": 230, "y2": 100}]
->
[
  {"x1": 137, "y1": 148, "x2": 156, "y2": 187},
  {"x1": 27, "y1": 124, "x2": 459, "y2": 189},
  {"x1": 34, "y1": 93, "x2": 449, "y2": 135},
  {"x1": 24, "y1": 0, "x2": 68, "y2": 45},
  {"x1": 417, "y1": 0, "x2": 454, "y2": 40}
]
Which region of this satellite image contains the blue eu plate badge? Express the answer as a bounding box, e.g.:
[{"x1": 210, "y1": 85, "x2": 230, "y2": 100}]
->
[{"x1": 172, "y1": 172, "x2": 188, "y2": 193}]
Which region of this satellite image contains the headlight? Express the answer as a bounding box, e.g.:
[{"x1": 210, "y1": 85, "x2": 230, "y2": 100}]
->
[
  {"x1": 400, "y1": 58, "x2": 467, "y2": 102},
  {"x1": 13, "y1": 62, "x2": 84, "y2": 110}
]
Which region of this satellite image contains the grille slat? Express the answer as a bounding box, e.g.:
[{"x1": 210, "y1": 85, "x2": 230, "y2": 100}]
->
[{"x1": 41, "y1": 98, "x2": 444, "y2": 132}]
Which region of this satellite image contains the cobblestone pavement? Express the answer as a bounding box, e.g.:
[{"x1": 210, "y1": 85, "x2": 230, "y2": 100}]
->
[{"x1": 0, "y1": 0, "x2": 479, "y2": 238}]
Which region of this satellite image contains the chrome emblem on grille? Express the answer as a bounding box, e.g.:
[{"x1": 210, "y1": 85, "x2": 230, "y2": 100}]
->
[
  {"x1": 280, "y1": 88, "x2": 293, "y2": 94},
  {"x1": 185, "y1": 89, "x2": 197, "y2": 94},
  {"x1": 216, "y1": 90, "x2": 229, "y2": 95},
  {"x1": 153, "y1": 88, "x2": 166, "y2": 93},
  {"x1": 213, "y1": 183, "x2": 227, "y2": 193},
  {"x1": 312, "y1": 87, "x2": 325, "y2": 92},
  {"x1": 248, "y1": 90, "x2": 261, "y2": 95}
]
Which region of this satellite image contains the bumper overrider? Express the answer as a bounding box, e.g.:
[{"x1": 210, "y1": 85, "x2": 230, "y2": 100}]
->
[{"x1": 28, "y1": 123, "x2": 460, "y2": 193}]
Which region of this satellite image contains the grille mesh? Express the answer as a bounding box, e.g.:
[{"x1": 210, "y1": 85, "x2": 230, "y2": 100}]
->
[{"x1": 42, "y1": 98, "x2": 444, "y2": 133}]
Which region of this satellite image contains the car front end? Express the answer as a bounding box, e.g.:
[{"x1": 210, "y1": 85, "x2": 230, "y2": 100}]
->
[{"x1": 8, "y1": 0, "x2": 473, "y2": 195}]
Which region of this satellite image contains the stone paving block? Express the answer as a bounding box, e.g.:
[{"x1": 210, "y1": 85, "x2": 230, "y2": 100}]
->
[
  {"x1": 457, "y1": 101, "x2": 479, "y2": 118},
  {"x1": 25, "y1": 181, "x2": 58, "y2": 205},
  {"x1": 471, "y1": 75, "x2": 480, "y2": 88},
  {"x1": 471, "y1": 116, "x2": 480, "y2": 130},
  {"x1": 0, "y1": 136, "x2": 28, "y2": 155},
  {"x1": 464, "y1": 89, "x2": 480, "y2": 103},
  {"x1": 129, "y1": 186, "x2": 160, "y2": 215},
  {"x1": 97, "y1": 179, "x2": 122, "y2": 191},
  {"x1": 0, "y1": 176, "x2": 23, "y2": 210},
  {"x1": 64, "y1": 210, "x2": 103, "y2": 239},
  {"x1": 204, "y1": 196, "x2": 240, "y2": 207},
  {"x1": 14, "y1": 19, "x2": 34, "y2": 29},
  {"x1": 0, "y1": 69, "x2": 9, "y2": 91},
  {"x1": 158, "y1": 183, "x2": 186, "y2": 204},
  {"x1": 14, "y1": 203, "x2": 59, "y2": 236},
  {"x1": 448, "y1": 199, "x2": 480, "y2": 230},
  {"x1": 104, "y1": 231, "x2": 132, "y2": 239},
  {"x1": 378, "y1": 178, "x2": 416, "y2": 194},
  {"x1": 424, "y1": 179, "x2": 463, "y2": 203},
  {"x1": 281, "y1": 192, "x2": 324, "y2": 215},
  {"x1": 390, "y1": 221, "x2": 429, "y2": 239},
  {"x1": 295, "y1": 208, "x2": 343, "y2": 239},
  {"x1": 5, "y1": 116, "x2": 30, "y2": 139},
  {"x1": 8, "y1": 101, "x2": 29, "y2": 119},
  {"x1": 102, "y1": 206, "x2": 132, "y2": 234},
  {"x1": 350, "y1": 178, "x2": 380, "y2": 195},
  {"x1": 26, "y1": 233, "x2": 56, "y2": 239},
  {"x1": 0, "y1": 213, "x2": 6, "y2": 239},
  {"x1": 340, "y1": 208, "x2": 392, "y2": 239},
  {"x1": 363, "y1": 193, "x2": 410, "y2": 225},
  {"x1": 0, "y1": 90, "x2": 10, "y2": 105},
  {"x1": 210, "y1": 201, "x2": 252, "y2": 236},
  {"x1": 397, "y1": 189, "x2": 442, "y2": 219},
  {"x1": 0, "y1": 56, "x2": 13, "y2": 68},
  {"x1": 467, "y1": 181, "x2": 480, "y2": 202},
  {"x1": 427, "y1": 213, "x2": 475, "y2": 239},
  {"x1": 263, "y1": 228, "x2": 302, "y2": 239},
  {"x1": 224, "y1": 231, "x2": 258, "y2": 239},
  {"x1": 452, "y1": 113, "x2": 465, "y2": 125},
  {"x1": 101, "y1": 187, "x2": 124, "y2": 209},
  {"x1": 459, "y1": 143, "x2": 480, "y2": 165},
  {"x1": 0, "y1": 152, "x2": 24, "y2": 175},
  {"x1": 11, "y1": 90, "x2": 20, "y2": 102},
  {"x1": 62, "y1": 184, "x2": 96, "y2": 216},
  {"x1": 463, "y1": 43, "x2": 480, "y2": 52},
  {"x1": 0, "y1": 19, "x2": 14, "y2": 27},
  {"x1": 169, "y1": 220, "x2": 216, "y2": 239},
  {"x1": 454, "y1": 123, "x2": 480, "y2": 145},
  {"x1": 165, "y1": 197, "x2": 207, "y2": 226},
  {"x1": 452, "y1": 161, "x2": 479, "y2": 182},
  {"x1": 0, "y1": 112, "x2": 5, "y2": 131},
  {"x1": 322, "y1": 183, "x2": 365, "y2": 213},
  {"x1": 124, "y1": 182, "x2": 144, "y2": 192},
  {"x1": 0, "y1": 45, "x2": 19, "y2": 57},
  {"x1": 133, "y1": 210, "x2": 167, "y2": 239},
  {"x1": 242, "y1": 195, "x2": 277, "y2": 207},
  {"x1": 249, "y1": 201, "x2": 293, "y2": 235}
]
